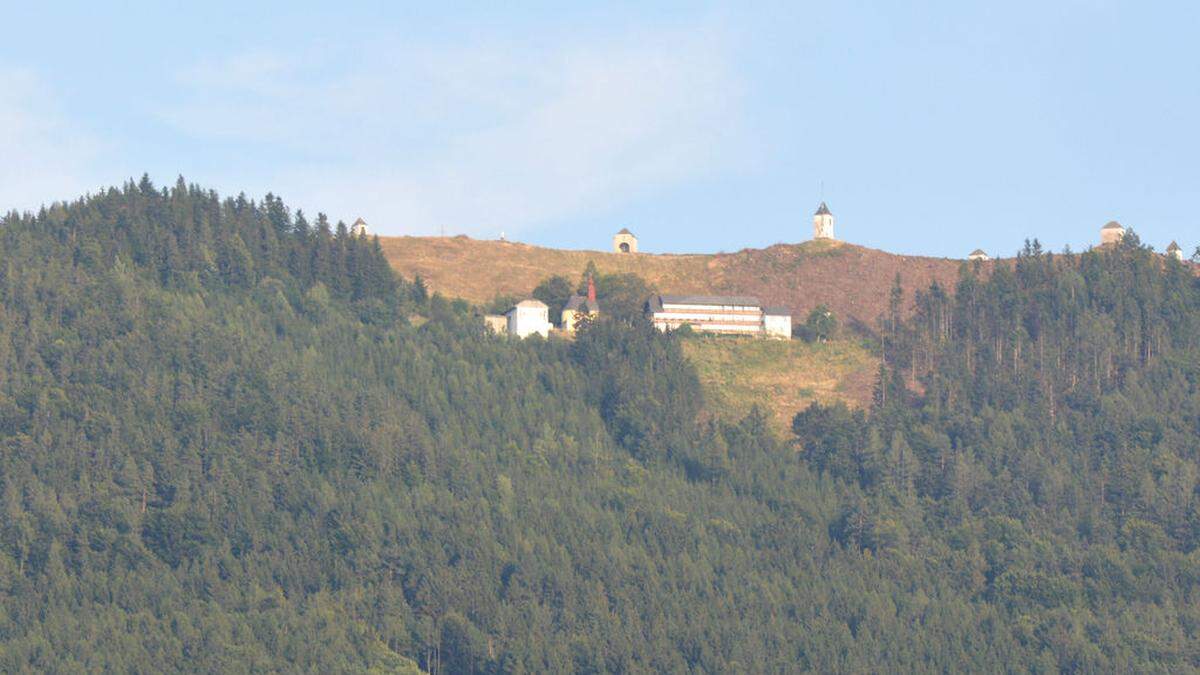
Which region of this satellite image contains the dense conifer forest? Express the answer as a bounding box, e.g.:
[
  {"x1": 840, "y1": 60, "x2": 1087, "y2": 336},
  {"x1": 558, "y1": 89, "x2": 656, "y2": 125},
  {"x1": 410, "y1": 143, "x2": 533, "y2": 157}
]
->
[{"x1": 1, "y1": 179, "x2": 1199, "y2": 672}]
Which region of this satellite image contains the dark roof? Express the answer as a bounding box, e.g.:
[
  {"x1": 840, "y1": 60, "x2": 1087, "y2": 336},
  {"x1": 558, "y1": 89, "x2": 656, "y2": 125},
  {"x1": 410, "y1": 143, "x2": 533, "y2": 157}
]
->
[
  {"x1": 1102, "y1": 221, "x2": 1124, "y2": 230},
  {"x1": 815, "y1": 202, "x2": 832, "y2": 216},
  {"x1": 563, "y1": 294, "x2": 599, "y2": 313},
  {"x1": 617, "y1": 227, "x2": 634, "y2": 235},
  {"x1": 1167, "y1": 241, "x2": 1182, "y2": 251},
  {"x1": 763, "y1": 307, "x2": 791, "y2": 317},
  {"x1": 969, "y1": 249, "x2": 988, "y2": 256},
  {"x1": 657, "y1": 294, "x2": 761, "y2": 307},
  {"x1": 353, "y1": 217, "x2": 367, "y2": 226}
]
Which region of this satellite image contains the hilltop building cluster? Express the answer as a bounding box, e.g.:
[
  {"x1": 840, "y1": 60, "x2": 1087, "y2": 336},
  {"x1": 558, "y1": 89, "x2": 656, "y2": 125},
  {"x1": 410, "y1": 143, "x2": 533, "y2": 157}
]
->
[
  {"x1": 1095, "y1": 220, "x2": 1188, "y2": 260},
  {"x1": 965, "y1": 220, "x2": 1190, "y2": 263},
  {"x1": 483, "y1": 202, "x2": 1193, "y2": 342},
  {"x1": 489, "y1": 291, "x2": 792, "y2": 340},
  {"x1": 486, "y1": 277, "x2": 603, "y2": 339},
  {"x1": 487, "y1": 278, "x2": 792, "y2": 340}
]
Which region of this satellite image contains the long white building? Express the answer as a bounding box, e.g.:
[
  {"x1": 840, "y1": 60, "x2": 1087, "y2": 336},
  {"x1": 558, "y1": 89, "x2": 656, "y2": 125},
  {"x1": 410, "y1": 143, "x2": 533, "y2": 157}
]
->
[{"x1": 648, "y1": 295, "x2": 791, "y2": 339}]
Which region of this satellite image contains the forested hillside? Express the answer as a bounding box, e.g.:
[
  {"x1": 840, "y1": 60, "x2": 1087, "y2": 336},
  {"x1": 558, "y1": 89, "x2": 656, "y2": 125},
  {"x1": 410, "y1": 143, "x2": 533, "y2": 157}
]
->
[{"x1": 2, "y1": 180, "x2": 1200, "y2": 672}]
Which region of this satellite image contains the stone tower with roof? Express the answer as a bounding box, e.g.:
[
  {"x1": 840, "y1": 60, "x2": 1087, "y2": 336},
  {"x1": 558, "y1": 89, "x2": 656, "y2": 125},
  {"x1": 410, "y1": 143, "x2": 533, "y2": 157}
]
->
[
  {"x1": 1167, "y1": 241, "x2": 1184, "y2": 261},
  {"x1": 613, "y1": 228, "x2": 638, "y2": 253},
  {"x1": 1100, "y1": 220, "x2": 1125, "y2": 246},
  {"x1": 350, "y1": 218, "x2": 369, "y2": 237},
  {"x1": 813, "y1": 202, "x2": 835, "y2": 240}
]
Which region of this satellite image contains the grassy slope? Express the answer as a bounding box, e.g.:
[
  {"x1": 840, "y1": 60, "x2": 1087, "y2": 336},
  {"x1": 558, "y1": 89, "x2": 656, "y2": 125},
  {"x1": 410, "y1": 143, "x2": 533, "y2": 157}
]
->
[
  {"x1": 681, "y1": 336, "x2": 877, "y2": 433},
  {"x1": 379, "y1": 236, "x2": 713, "y2": 302},
  {"x1": 378, "y1": 235, "x2": 968, "y2": 327}
]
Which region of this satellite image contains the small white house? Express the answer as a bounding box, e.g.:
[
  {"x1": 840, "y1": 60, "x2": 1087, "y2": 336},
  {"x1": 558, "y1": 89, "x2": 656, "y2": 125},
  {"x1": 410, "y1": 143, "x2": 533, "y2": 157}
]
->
[
  {"x1": 763, "y1": 308, "x2": 793, "y2": 339},
  {"x1": 968, "y1": 249, "x2": 990, "y2": 261},
  {"x1": 1167, "y1": 241, "x2": 1185, "y2": 261},
  {"x1": 506, "y1": 299, "x2": 551, "y2": 338},
  {"x1": 350, "y1": 218, "x2": 369, "y2": 237}
]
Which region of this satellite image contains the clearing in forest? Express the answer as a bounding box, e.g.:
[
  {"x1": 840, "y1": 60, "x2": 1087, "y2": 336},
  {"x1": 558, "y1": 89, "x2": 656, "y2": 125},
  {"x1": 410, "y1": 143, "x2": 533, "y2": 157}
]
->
[{"x1": 680, "y1": 336, "x2": 877, "y2": 434}]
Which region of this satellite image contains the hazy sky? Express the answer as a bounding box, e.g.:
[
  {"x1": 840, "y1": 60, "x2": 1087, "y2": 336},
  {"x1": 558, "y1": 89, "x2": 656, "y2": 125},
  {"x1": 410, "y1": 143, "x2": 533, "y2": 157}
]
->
[{"x1": 2, "y1": 2, "x2": 1197, "y2": 257}]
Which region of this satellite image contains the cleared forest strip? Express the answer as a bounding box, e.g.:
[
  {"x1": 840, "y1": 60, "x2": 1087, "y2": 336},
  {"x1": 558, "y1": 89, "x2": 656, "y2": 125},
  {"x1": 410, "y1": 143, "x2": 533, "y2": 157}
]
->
[{"x1": 680, "y1": 336, "x2": 878, "y2": 433}]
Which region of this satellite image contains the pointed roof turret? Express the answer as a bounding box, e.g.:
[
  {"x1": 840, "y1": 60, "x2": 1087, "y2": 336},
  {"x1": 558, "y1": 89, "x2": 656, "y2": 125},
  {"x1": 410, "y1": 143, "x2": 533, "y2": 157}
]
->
[
  {"x1": 1167, "y1": 241, "x2": 1182, "y2": 251},
  {"x1": 815, "y1": 202, "x2": 832, "y2": 216}
]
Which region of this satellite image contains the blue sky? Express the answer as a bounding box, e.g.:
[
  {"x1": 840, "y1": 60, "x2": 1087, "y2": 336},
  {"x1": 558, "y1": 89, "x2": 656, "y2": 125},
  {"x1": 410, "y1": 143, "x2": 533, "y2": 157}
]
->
[{"x1": 2, "y1": 2, "x2": 1197, "y2": 257}]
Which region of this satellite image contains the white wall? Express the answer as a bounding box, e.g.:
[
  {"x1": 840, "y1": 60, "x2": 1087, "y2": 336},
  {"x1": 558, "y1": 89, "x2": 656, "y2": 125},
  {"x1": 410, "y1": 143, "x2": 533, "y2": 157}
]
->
[
  {"x1": 813, "y1": 214, "x2": 835, "y2": 240},
  {"x1": 508, "y1": 306, "x2": 551, "y2": 338},
  {"x1": 652, "y1": 318, "x2": 762, "y2": 334},
  {"x1": 764, "y1": 314, "x2": 792, "y2": 339}
]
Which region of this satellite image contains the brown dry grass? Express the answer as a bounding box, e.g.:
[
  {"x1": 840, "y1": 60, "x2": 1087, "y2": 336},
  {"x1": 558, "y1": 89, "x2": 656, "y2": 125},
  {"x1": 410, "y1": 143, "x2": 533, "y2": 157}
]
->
[
  {"x1": 378, "y1": 235, "x2": 969, "y2": 326},
  {"x1": 379, "y1": 235, "x2": 711, "y2": 300}
]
